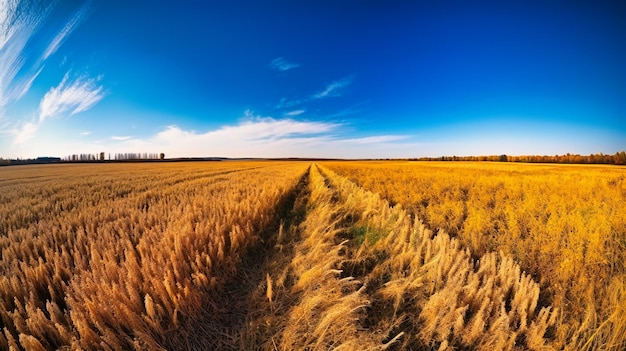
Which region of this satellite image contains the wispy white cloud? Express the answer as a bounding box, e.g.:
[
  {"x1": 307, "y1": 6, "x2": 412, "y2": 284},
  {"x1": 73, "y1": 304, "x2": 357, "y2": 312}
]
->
[
  {"x1": 79, "y1": 113, "x2": 415, "y2": 159},
  {"x1": 225, "y1": 116, "x2": 337, "y2": 140},
  {"x1": 336, "y1": 135, "x2": 408, "y2": 144},
  {"x1": 79, "y1": 130, "x2": 91, "y2": 136},
  {"x1": 39, "y1": 73, "x2": 105, "y2": 122},
  {"x1": 5, "y1": 70, "x2": 104, "y2": 145},
  {"x1": 41, "y1": 2, "x2": 89, "y2": 61},
  {"x1": 1, "y1": 0, "x2": 95, "y2": 148},
  {"x1": 276, "y1": 97, "x2": 303, "y2": 109},
  {"x1": 276, "y1": 76, "x2": 354, "y2": 112},
  {"x1": 285, "y1": 109, "x2": 305, "y2": 116},
  {"x1": 269, "y1": 57, "x2": 300, "y2": 71},
  {"x1": 0, "y1": 1, "x2": 91, "y2": 109},
  {"x1": 111, "y1": 136, "x2": 132, "y2": 141},
  {"x1": 14, "y1": 66, "x2": 44, "y2": 102},
  {"x1": 0, "y1": 1, "x2": 51, "y2": 108},
  {"x1": 324, "y1": 107, "x2": 360, "y2": 119},
  {"x1": 1, "y1": 107, "x2": 427, "y2": 159},
  {"x1": 313, "y1": 77, "x2": 353, "y2": 99},
  {"x1": 12, "y1": 121, "x2": 39, "y2": 145}
]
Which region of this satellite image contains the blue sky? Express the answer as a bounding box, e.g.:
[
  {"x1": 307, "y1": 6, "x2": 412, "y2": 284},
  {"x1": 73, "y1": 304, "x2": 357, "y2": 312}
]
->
[{"x1": 1, "y1": 0, "x2": 625, "y2": 159}]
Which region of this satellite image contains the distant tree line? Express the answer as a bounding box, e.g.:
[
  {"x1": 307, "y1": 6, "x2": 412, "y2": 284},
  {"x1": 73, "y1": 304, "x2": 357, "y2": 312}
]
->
[
  {"x1": 0, "y1": 152, "x2": 166, "y2": 166},
  {"x1": 63, "y1": 154, "x2": 99, "y2": 161},
  {"x1": 112, "y1": 152, "x2": 163, "y2": 160},
  {"x1": 0, "y1": 157, "x2": 62, "y2": 166},
  {"x1": 61, "y1": 152, "x2": 165, "y2": 161},
  {"x1": 412, "y1": 151, "x2": 626, "y2": 165},
  {"x1": 3, "y1": 151, "x2": 626, "y2": 166}
]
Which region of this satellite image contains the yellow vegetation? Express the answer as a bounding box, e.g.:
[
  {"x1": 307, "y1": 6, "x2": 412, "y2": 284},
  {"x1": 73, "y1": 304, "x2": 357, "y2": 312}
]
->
[
  {"x1": 324, "y1": 160, "x2": 626, "y2": 350},
  {"x1": 0, "y1": 162, "x2": 308, "y2": 350},
  {"x1": 239, "y1": 164, "x2": 556, "y2": 350},
  {"x1": 2, "y1": 160, "x2": 622, "y2": 350}
]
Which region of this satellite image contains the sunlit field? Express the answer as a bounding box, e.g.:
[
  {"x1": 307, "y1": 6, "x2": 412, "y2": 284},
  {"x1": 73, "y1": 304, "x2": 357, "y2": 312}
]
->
[
  {"x1": 1, "y1": 161, "x2": 624, "y2": 350},
  {"x1": 0, "y1": 162, "x2": 308, "y2": 350},
  {"x1": 324, "y1": 161, "x2": 626, "y2": 350}
]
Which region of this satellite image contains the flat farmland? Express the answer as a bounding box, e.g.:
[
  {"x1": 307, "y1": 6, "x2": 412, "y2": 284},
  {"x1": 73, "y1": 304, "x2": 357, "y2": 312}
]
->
[
  {"x1": 1, "y1": 161, "x2": 624, "y2": 350},
  {"x1": 0, "y1": 161, "x2": 308, "y2": 350},
  {"x1": 324, "y1": 161, "x2": 626, "y2": 350}
]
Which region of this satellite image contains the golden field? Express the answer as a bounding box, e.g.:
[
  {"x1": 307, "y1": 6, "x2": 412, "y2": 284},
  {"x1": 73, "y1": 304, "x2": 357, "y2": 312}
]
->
[
  {"x1": 324, "y1": 161, "x2": 626, "y2": 350},
  {"x1": 1, "y1": 161, "x2": 624, "y2": 350},
  {"x1": 0, "y1": 162, "x2": 308, "y2": 350}
]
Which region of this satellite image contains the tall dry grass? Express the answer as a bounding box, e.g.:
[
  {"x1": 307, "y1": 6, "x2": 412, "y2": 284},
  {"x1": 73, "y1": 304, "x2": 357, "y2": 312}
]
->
[
  {"x1": 0, "y1": 162, "x2": 307, "y2": 350},
  {"x1": 240, "y1": 164, "x2": 556, "y2": 350},
  {"x1": 325, "y1": 160, "x2": 626, "y2": 350},
  {"x1": 1, "y1": 160, "x2": 582, "y2": 350}
]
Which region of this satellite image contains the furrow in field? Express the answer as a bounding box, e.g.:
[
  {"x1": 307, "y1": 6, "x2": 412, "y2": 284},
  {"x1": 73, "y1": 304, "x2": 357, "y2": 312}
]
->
[
  {"x1": 324, "y1": 161, "x2": 626, "y2": 350},
  {"x1": 0, "y1": 162, "x2": 309, "y2": 350},
  {"x1": 0, "y1": 161, "x2": 562, "y2": 350},
  {"x1": 239, "y1": 163, "x2": 558, "y2": 350}
]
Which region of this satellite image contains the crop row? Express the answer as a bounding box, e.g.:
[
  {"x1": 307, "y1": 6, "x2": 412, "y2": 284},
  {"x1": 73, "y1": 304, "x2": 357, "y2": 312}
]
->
[
  {"x1": 0, "y1": 162, "x2": 308, "y2": 350},
  {"x1": 324, "y1": 161, "x2": 626, "y2": 350}
]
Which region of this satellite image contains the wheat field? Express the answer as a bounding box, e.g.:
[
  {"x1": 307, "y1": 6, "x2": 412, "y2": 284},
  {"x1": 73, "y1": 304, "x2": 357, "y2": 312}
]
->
[
  {"x1": 323, "y1": 161, "x2": 626, "y2": 350},
  {"x1": 0, "y1": 162, "x2": 308, "y2": 350},
  {"x1": 1, "y1": 161, "x2": 624, "y2": 350}
]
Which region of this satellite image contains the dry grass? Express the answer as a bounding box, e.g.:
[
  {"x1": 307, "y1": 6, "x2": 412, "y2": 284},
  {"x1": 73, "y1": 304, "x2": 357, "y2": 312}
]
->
[
  {"x1": 1, "y1": 160, "x2": 601, "y2": 350},
  {"x1": 236, "y1": 164, "x2": 555, "y2": 350},
  {"x1": 0, "y1": 162, "x2": 307, "y2": 350},
  {"x1": 325, "y1": 160, "x2": 626, "y2": 350}
]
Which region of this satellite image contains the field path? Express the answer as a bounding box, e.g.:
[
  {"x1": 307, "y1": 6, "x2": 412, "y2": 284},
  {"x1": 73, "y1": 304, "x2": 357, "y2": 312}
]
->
[
  {"x1": 0, "y1": 162, "x2": 561, "y2": 350},
  {"x1": 195, "y1": 165, "x2": 312, "y2": 349},
  {"x1": 226, "y1": 163, "x2": 558, "y2": 351},
  {"x1": 0, "y1": 162, "x2": 309, "y2": 350}
]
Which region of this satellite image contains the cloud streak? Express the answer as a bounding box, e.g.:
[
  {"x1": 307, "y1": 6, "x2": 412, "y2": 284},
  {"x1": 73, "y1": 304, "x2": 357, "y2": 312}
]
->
[
  {"x1": 111, "y1": 136, "x2": 132, "y2": 141},
  {"x1": 86, "y1": 115, "x2": 415, "y2": 159},
  {"x1": 39, "y1": 74, "x2": 105, "y2": 122},
  {"x1": 0, "y1": 1, "x2": 92, "y2": 109},
  {"x1": 276, "y1": 97, "x2": 303, "y2": 109},
  {"x1": 313, "y1": 77, "x2": 353, "y2": 99},
  {"x1": 285, "y1": 109, "x2": 305, "y2": 116},
  {"x1": 219, "y1": 116, "x2": 337, "y2": 140},
  {"x1": 276, "y1": 76, "x2": 354, "y2": 112},
  {"x1": 41, "y1": 2, "x2": 89, "y2": 61},
  {"x1": 12, "y1": 121, "x2": 39, "y2": 145},
  {"x1": 1, "y1": 1, "x2": 96, "y2": 147},
  {"x1": 0, "y1": 1, "x2": 50, "y2": 108},
  {"x1": 2, "y1": 89, "x2": 423, "y2": 157},
  {"x1": 269, "y1": 57, "x2": 300, "y2": 71},
  {"x1": 8, "y1": 72, "x2": 104, "y2": 145}
]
